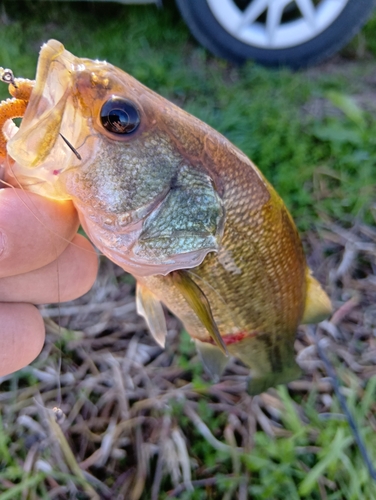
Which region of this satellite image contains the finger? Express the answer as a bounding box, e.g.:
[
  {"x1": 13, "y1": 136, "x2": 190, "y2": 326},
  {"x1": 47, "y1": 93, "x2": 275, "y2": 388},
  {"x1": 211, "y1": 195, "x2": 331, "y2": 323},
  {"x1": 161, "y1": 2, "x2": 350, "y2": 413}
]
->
[
  {"x1": 0, "y1": 303, "x2": 45, "y2": 377},
  {"x1": 0, "y1": 188, "x2": 79, "y2": 278},
  {"x1": 0, "y1": 234, "x2": 99, "y2": 304}
]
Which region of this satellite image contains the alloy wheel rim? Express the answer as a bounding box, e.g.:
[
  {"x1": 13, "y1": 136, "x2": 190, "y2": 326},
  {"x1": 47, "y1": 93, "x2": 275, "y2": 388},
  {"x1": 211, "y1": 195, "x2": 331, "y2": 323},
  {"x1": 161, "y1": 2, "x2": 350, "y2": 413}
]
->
[{"x1": 206, "y1": 0, "x2": 350, "y2": 49}]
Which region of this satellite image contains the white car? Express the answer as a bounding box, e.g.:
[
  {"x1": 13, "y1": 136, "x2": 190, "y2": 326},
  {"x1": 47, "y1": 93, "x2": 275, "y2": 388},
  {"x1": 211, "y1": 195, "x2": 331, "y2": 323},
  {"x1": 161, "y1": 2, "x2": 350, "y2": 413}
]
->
[
  {"x1": 176, "y1": 0, "x2": 375, "y2": 68},
  {"x1": 56, "y1": 0, "x2": 376, "y2": 68}
]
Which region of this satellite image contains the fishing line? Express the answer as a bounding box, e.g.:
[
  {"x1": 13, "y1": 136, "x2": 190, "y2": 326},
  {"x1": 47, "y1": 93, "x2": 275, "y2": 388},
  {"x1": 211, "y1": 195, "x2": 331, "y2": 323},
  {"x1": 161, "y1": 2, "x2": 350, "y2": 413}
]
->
[
  {"x1": 2, "y1": 172, "x2": 66, "y2": 420},
  {"x1": 0, "y1": 175, "x2": 99, "y2": 256},
  {"x1": 0, "y1": 161, "x2": 99, "y2": 423},
  {"x1": 52, "y1": 213, "x2": 64, "y2": 422},
  {"x1": 313, "y1": 325, "x2": 376, "y2": 482},
  {"x1": 0, "y1": 73, "x2": 95, "y2": 423}
]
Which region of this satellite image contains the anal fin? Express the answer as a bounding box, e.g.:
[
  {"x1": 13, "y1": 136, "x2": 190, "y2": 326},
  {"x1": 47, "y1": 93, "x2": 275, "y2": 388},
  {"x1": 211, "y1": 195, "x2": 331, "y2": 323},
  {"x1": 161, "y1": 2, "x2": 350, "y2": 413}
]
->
[
  {"x1": 195, "y1": 339, "x2": 228, "y2": 382},
  {"x1": 136, "y1": 283, "x2": 167, "y2": 348}
]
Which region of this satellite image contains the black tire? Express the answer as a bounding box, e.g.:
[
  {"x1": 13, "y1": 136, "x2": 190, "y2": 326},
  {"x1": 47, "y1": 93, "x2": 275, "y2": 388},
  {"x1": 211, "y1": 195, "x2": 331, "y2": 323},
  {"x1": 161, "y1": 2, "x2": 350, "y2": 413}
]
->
[{"x1": 175, "y1": 0, "x2": 376, "y2": 69}]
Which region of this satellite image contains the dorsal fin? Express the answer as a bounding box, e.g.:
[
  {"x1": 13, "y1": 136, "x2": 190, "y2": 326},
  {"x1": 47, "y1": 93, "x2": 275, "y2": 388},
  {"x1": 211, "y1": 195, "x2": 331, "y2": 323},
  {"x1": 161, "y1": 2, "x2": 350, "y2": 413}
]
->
[{"x1": 301, "y1": 271, "x2": 332, "y2": 324}]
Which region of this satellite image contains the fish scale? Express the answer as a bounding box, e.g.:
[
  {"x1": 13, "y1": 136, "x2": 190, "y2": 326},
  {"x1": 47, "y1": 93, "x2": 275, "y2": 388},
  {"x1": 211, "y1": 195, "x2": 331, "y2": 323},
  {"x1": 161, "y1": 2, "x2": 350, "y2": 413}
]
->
[{"x1": 0, "y1": 40, "x2": 332, "y2": 393}]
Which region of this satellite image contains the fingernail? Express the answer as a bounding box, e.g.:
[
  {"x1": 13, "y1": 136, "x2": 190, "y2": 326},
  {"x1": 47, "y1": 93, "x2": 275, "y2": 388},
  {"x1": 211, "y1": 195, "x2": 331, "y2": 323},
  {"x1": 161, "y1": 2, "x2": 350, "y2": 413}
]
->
[{"x1": 0, "y1": 231, "x2": 6, "y2": 257}]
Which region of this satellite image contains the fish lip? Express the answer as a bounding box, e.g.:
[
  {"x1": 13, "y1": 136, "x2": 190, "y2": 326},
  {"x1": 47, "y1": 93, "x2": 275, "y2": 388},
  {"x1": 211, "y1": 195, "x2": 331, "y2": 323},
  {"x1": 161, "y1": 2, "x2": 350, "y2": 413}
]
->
[
  {"x1": 7, "y1": 40, "x2": 76, "y2": 169},
  {"x1": 25, "y1": 39, "x2": 73, "y2": 117},
  {"x1": 7, "y1": 39, "x2": 96, "y2": 197}
]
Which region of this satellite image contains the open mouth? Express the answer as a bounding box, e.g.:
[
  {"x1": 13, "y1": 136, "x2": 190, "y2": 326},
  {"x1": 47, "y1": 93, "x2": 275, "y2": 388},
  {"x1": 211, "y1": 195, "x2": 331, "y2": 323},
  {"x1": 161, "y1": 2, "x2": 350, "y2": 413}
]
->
[{"x1": 7, "y1": 40, "x2": 78, "y2": 169}]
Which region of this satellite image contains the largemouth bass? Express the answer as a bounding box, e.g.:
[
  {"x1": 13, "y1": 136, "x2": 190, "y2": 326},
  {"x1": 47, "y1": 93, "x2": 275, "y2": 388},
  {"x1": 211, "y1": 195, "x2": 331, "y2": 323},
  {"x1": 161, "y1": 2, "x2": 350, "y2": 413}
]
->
[{"x1": 0, "y1": 40, "x2": 332, "y2": 394}]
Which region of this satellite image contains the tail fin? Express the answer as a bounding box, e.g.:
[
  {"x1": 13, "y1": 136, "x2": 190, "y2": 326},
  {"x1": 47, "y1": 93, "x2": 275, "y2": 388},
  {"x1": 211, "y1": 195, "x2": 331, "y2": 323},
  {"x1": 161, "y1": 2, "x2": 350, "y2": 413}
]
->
[
  {"x1": 246, "y1": 362, "x2": 301, "y2": 396},
  {"x1": 228, "y1": 333, "x2": 301, "y2": 395}
]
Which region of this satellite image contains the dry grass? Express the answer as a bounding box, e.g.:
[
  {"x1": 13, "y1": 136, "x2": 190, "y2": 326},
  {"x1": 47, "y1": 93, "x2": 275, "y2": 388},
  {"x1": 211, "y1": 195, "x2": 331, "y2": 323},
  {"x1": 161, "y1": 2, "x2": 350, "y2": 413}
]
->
[
  {"x1": 0, "y1": 3, "x2": 376, "y2": 498},
  {"x1": 0, "y1": 218, "x2": 375, "y2": 499}
]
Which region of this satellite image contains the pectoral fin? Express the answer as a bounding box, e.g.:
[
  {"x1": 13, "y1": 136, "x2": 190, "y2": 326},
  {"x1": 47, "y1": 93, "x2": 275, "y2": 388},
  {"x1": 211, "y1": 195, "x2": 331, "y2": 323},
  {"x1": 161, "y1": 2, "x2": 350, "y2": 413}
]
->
[
  {"x1": 195, "y1": 339, "x2": 228, "y2": 382},
  {"x1": 136, "y1": 283, "x2": 167, "y2": 348},
  {"x1": 170, "y1": 270, "x2": 228, "y2": 356}
]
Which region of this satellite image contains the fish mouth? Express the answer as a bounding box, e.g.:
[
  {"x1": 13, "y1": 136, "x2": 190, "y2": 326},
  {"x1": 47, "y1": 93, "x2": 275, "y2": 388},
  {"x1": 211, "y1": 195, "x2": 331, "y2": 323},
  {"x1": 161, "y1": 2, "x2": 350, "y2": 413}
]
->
[
  {"x1": 8, "y1": 41, "x2": 70, "y2": 165},
  {"x1": 6, "y1": 40, "x2": 93, "y2": 197}
]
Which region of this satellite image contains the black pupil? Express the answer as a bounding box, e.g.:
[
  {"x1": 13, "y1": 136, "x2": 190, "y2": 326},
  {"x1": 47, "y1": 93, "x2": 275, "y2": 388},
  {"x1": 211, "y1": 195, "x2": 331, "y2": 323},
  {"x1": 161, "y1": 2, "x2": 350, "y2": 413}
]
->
[{"x1": 100, "y1": 97, "x2": 140, "y2": 134}]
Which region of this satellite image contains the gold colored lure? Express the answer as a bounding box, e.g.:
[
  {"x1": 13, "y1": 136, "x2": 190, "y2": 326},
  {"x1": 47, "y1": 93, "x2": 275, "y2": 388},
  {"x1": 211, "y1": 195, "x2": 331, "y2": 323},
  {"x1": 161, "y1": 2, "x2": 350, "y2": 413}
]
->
[{"x1": 0, "y1": 41, "x2": 332, "y2": 394}]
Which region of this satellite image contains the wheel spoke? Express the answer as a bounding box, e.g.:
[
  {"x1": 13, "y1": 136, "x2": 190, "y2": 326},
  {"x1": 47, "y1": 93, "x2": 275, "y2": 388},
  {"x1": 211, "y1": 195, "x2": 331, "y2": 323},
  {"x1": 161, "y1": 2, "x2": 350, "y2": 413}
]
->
[
  {"x1": 295, "y1": 0, "x2": 317, "y2": 28},
  {"x1": 207, "y1": 0, "x2": 350, "y2": 50},
  {"x1": 266, "y1": 0, "x2": 288, "y2": 44},
  {"x1": 237, "y1": 0, "x2": 270, "y2": 29}
]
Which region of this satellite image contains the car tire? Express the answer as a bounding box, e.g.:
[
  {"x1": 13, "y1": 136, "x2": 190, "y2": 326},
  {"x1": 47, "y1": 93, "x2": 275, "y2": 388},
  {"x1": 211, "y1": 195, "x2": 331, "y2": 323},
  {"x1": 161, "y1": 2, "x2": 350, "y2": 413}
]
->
[{"x1": 175, "y1": 0, "x2": 375, "y2": 69}]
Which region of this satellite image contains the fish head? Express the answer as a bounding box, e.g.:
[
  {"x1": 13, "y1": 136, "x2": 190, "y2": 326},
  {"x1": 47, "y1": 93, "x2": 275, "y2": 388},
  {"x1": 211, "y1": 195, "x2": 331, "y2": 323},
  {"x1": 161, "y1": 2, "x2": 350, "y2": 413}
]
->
[
  {"x1": 7, "y1": 39, "x2": 168, "y2": 197},
  {"x1": 7, "y1": 40, "x2": 225, "y2": 276}
]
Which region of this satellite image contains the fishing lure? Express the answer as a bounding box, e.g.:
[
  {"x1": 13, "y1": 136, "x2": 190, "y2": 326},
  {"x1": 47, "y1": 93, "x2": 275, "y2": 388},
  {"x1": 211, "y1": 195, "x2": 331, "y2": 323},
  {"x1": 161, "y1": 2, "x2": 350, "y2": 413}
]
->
[{"x1": 0, "y1": 40, "x2": 331, "y2": 394}]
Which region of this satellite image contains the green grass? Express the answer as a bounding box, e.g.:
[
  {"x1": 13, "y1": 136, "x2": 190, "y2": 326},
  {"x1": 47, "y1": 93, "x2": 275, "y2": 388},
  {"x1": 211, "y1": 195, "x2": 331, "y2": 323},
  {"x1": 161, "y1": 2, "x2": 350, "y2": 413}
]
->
[
  {"x1": 161, "y1": 333, "x2": 376, "y2": 500},
  {"x1": 0, "y1": 1, "x2": 375, "y2": 230},
  {"x1": 0, "y1": 1, "x2": 376, "y2": 499}
]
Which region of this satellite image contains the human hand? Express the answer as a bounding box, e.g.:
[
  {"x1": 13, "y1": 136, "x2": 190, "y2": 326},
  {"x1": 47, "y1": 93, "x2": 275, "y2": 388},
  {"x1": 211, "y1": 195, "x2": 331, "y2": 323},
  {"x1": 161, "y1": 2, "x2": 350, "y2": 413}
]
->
[{"x1": 0, "y1": 187, "x2": 99, "y2": 377}]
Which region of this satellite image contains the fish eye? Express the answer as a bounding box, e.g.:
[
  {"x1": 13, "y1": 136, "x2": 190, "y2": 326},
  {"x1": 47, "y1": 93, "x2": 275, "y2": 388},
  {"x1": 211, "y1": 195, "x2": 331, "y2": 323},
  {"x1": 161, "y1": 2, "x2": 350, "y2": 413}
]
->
[{"x1": 100, "y1": 97, "x2": 140, "y2": 135}]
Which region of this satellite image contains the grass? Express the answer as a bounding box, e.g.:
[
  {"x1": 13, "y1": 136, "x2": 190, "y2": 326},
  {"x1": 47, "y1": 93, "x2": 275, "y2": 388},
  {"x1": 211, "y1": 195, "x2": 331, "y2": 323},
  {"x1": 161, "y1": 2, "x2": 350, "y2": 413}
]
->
[
  {"x1": 0, "y1": 1, "x2": 376, "y2": 498},
  {"x1": 1, "y1": 1, "x2": 376, "y2": 229}
]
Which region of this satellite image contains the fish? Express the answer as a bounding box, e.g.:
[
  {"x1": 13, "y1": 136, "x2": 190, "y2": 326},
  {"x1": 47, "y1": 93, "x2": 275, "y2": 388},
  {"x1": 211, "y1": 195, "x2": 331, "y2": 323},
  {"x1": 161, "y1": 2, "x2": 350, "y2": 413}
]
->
[{"x1": 0, "y1": 40, "x2": 332, "y2": 394}]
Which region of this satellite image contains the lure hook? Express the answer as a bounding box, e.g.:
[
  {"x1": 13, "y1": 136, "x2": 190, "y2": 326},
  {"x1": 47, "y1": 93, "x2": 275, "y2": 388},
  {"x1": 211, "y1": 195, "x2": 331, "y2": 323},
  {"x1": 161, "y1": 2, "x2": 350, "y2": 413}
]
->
[
  {"x1": 0, "y1": 68, "x2": 17, "y2": 88},
  {"x1": 59, "y1": 133, "x2": 82, "y2": 161}
]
